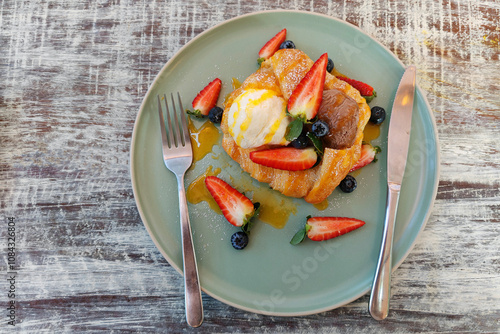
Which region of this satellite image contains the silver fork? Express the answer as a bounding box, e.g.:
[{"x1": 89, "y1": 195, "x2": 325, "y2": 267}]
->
[{"x1": 157, "y1": 93, "x2": 203, "y2": 327}]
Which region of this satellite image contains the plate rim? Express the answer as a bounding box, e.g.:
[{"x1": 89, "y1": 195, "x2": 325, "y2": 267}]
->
[{"x1": 129, "y1": 9, "x2": 441, "y2": 316}]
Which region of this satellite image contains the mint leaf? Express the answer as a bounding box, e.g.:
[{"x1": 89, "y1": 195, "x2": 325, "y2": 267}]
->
[
  {"x1": 285, "y1": 118, "x2": 304, "y2": 142},
  {"x1": 306, "y1": 132, "x2": 324, "y2": 156},
  {"x1": 290, "y1": 227, "x2": 307, "y2": 245},
  {"x1": 241, "y1": 221, "x2": 252, "y2": 235}
]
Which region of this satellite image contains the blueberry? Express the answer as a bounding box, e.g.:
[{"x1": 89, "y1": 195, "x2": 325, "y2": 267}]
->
[
  {"x1": 311, "y1": 120, "x2": 330, "y2": 137},
  {"x1": 279, "y1": 40, "x2": 296, "y2": 49},
  {"x1": 208, "y1": 106, "x2": 223, "y2": 123},
  {"x1": 339, "y1": 175, "x2": 357, "y2": 193},
  {"x1": 327, "y1": 58, "x2": 335, "y2": 72},
  {"x1": 291, "y1": 132, "x2": 309, "y2": 149},
  {"x1": 369, "y1": 106, "x2": 386, "y2": 125},
  {"x1": 231, "y1": 231, "x2": 249, "y2": 250}
]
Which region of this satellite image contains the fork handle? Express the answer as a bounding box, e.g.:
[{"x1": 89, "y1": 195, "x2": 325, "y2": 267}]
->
[{"x1": 177, "y1": 174, "x2": 203, "y2": 327}]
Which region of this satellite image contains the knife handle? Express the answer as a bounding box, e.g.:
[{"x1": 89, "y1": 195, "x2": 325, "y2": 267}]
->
[{"x1": 369, "y1": 182, "x2": 401, "y2": 320}]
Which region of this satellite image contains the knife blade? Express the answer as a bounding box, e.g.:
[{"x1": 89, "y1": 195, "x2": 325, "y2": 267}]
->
[{"x1": 369, "y1": 65, "x2": 417, "y2": 320}]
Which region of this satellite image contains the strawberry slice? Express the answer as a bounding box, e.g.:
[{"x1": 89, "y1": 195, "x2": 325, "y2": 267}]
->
[
  {"x1": 349, "y1": 143, "x2": 381, "y2": 172},
  {"x1": 336, "y1": 76, "x2": 375, "y2": 99},
  {"x1": 204, "y1": 176, "x2": 259, "y2": 230},
  {"x1": 249, "y1": 147, "x2": 317, "y2": 171},
  {"x1": 258, "y1": 28, "x2": 287, "y2": 64},
  {"x1": 306, "y1": 217, "x2": 365, "y2": 241},
  {"x1": 189, "y1": 78, "x2": 222, "y2": 117},
  {"x1": 290, "y1": 216, "x2": 365, "y2": 244},
  {"x1": 287, "y1": 53, "x2": 328, "y2": 121}
]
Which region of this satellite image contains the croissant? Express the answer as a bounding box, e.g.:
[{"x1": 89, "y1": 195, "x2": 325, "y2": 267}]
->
[{"x1": 221, "y1": 49, "x2": 371, "y2": 204}]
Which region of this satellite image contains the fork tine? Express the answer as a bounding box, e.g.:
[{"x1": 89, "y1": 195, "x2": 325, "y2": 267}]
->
[
  {"x1": 177, "y1": 92, "x2": 191, "y2": 147},
  {"x1": 157, "y1": 95, "x2": 170, "y2": 149},
  {"x1": 164, "y1": 94, "x2": 176, "y2": 148},
  {"x1": 171, "y1": 93, "x2": 183, "y2": 147}
]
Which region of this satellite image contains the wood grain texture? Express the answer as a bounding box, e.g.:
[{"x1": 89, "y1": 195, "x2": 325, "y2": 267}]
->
[{"x1": 1, "y1": 0, "x2": 499, "y2": 332}]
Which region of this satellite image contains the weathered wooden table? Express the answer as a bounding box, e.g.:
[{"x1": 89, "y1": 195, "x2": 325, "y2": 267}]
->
[{"x1": 1, "y1": 1, "x2": 499, "y2": 332}]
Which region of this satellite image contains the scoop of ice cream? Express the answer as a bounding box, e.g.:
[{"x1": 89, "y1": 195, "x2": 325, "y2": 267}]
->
[
  {"x1": 316, "y1": 89, "x2": 359, "y2": 149},
  {"x1": 227, "y1": 89, "x2": 291, "y2": 149}
]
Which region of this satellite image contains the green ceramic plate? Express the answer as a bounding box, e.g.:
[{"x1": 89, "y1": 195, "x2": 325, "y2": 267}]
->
[{"x1": 130, "y1": 10, "x2": 439, "y2": 316}]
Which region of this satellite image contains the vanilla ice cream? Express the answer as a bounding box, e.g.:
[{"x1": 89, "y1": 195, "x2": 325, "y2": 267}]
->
[{"x1": 227, "y1": 89, "x2": 291, "y2": 149}]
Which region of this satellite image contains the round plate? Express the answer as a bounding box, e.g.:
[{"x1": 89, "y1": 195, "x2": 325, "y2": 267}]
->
[{"x1": 130, "y1": 10, "x2": 439, "y2": 316}]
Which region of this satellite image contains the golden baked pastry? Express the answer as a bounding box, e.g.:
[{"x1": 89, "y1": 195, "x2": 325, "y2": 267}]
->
[{"x1": 221, "y1": 49, "x2": 371, "y2": 204}]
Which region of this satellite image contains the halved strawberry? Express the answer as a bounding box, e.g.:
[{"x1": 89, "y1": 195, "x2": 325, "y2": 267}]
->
[
  {"x1": 258, "y1": 28, "x2": 287, "y2": 64},
  {"x1": 287, "y1": 53, "x2": 328, "y2": 121},
  {"x1": 290, "y1": 216, "x2": 365, "y2": 244},
  {"x1": 204, "y1": 176, "x2": 259, "y2": 230},
  {"x1": 189, "y1": 78, "x2": 222, "y2": 117},
  {"x1": 336, "y1": 76, "x2": 376, "y2": 101},
  {"x1": 306, "y1": 217, "x2": 365, "y2": 241},
  {"x1": 349, "y1": 143, "x2": 381, "y2": 172},
  {"x1": 249, "y1": 147, "x2": 317, "y2": 171}
]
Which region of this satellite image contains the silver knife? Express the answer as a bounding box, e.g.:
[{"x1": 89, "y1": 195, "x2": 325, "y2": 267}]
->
[{"x1": 369, "y1": 65, "x2": 417, "y2": 320}]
